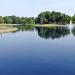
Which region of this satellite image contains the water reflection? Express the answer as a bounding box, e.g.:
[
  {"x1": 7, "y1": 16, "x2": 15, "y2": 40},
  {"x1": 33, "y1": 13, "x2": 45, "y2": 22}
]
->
[
  {"x1": 0, "y1": 25, "x2": 75, "y2": 75},
  {"x1": 35, "y1": 26, "x2": 70, "y2": 39},
  {"x1": 1, "y1": 25, "x2": 75, "y2": 39},
  {"x1": 72, "y1": 26, "x2": 75, "y2": 36},
  {"x1": 15, "y1": 25, "x2": 70, "y2": 40},
  {"x1": 16, "y1": 25, "x2": 34, "y2": 32}
]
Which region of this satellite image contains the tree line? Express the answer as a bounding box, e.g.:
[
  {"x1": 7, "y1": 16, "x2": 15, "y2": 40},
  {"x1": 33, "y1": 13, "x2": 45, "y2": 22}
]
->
[
  {"x1": 0, "y1": 16, "x2": 35, "y2": 24},
  {"x1": 0, "y1": 11, "x2": 75, "y2": 25}
]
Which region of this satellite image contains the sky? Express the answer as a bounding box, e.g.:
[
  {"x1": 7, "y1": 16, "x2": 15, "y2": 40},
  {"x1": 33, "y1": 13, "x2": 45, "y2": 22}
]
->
[{"x1": 0, "y1": 0, "x2": 75, "y2": 17}]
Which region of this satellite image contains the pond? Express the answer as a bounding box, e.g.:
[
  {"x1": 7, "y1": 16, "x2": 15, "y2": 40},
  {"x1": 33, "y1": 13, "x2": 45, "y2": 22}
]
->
[{"x1": 0, "y1": 25, "x2": 75, "y2": 75}]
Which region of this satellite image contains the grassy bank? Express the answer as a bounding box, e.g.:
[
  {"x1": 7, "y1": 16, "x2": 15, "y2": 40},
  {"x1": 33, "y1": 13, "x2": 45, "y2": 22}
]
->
[
  {"x1": 0, "y1": 25, "x2": 18, "y2": 33},
  {"x1": 35, "y1": 24, "x2": 67, "y2": 28}
]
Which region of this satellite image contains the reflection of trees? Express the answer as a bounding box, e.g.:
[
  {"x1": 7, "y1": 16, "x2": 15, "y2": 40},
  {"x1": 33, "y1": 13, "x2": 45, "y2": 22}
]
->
[
  {"x1": 72, "y1": 26, "x2": 75, "y2": 36},
  {"x1": 10, "y1": 25, "x2": 34, "y2": 33},
  {"x1": 35, "y1": 26, "x2": 70, "y2": 39},
  {"x1": 15, "y1": 25, "x2": 34, "y2": 32}
]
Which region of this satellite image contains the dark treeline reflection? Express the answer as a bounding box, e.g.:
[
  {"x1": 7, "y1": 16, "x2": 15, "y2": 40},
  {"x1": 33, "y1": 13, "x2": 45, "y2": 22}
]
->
[
  {"x1": 72, "y1": 26, "x2": 75, "y2": 36},
  {"x1": 35, "y1": 26, "x2": 70, "y2": 39}
]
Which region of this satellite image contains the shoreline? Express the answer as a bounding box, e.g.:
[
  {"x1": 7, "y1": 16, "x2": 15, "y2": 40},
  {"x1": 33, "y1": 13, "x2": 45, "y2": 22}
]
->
[
  {"x1": 34, "y1": 24, "x2": 68, "y2": 27},
  {"x1": 0, "y1": 25, "x2": 18, "y2": 33},
  {"x1": 0, "y1": 23, "x2": 74, "y2": 27},
  {"x1": 0, "y1": 24, "x2": 21, "y2": 26}
]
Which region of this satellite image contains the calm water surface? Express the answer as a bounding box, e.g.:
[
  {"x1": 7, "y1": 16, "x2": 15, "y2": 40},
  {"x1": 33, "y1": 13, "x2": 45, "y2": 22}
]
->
[{"x1": 0, "y1": 25, "x2": 75, "y2": 75}]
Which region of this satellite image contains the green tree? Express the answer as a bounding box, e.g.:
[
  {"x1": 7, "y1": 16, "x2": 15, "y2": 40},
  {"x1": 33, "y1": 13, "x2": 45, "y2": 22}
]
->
[
  {"x1": 72, "y1": 15, "x2": 75, "y2": 23},
  {"x1": 4, "y1": 16, "x2": 13, "y2": 24},
  {"x1": 37, "y1": 11, "x2": 71, "y2": 25},
  {"x1": 11, "y1": 15, "x2": 21, "y2": 24},
  {"x1": 20, "y1": 17, "x2": 35, "y2": 25}
]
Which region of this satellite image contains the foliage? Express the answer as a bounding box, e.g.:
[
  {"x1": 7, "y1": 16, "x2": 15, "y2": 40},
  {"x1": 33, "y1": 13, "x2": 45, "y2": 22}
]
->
[
  {"x1": 72, "y1": 15, "x2": 75, "y2": 23},
  {"x1": 20, "y1": 17, "x2": 35, "y2": 25},
  {"x1": 35, "y1": 11, "x2": 71, "y2": 25},
  {"x1": 4, "y1": 16, "x2": 13, "y2": 24}
]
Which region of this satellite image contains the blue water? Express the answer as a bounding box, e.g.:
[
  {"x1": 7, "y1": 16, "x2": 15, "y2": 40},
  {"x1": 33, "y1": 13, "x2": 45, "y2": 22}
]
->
[{"x1": 0, "y1": 26, "x2": 75, "y2": 75}]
